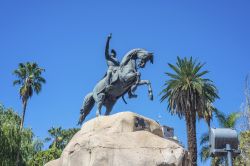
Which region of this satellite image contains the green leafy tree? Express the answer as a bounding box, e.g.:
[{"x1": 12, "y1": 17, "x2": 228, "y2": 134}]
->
[
  {"x1": 29, "y1": 127, "x2": 79, "y2": 165},
  {"x1": 160, "y1": 57, "x2": 218, "y2": 166},
  {"x1": 45, "y1": 127, "x2": 64, "y2": 149},
  {"x1": 45, "y1": 127, "x2": 80, "y2": 150},
  {"x1": 200, "y1": 109, "x2": 240, "y2": 165},
  {"x1": 234, "y1": 131, "x2": 250, "y2": 166},
  {"x1": 0, "y1": 104, "x2": 40, "y2": 166},
  {"x1": 13, "y1": 62, "x2": 46, "y2": 130},
  {"x1": 234, "y1": 75, "x2": 250, "y2": 165},
  {"x1": 28, "y1": 146, "x2": 61, "y2": 166}
]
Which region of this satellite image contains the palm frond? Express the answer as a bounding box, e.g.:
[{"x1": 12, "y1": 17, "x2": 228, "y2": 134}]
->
[
  {"x1": 214, "y1": 109, "x2": 227, "y2": 126},
  {"x1": 33, "y1": 82, "x2": 42, "y2": 94},
  {"x1": 168, "y1": 63, "x2": 181, "y2": 75},
  {"x1": 200, "y1": 145, "x2": 210, "y2": 162},
  {"x1": 225, "y1": 112, "x2": 240, "y2": 128},
  {"x1": 196, "y1": 70, "x2": 209, "y2": 78},
  {"x1": 13, "y1": 80, "x2": 21, "y2": 86},
  {"x1": 200, "y1": 132, "x2": 209, "y2": 145},
  {"x1": 13, "y1": 62, "x2": 46, "y2": 99},
  {"x1": 161, "y1": 57, "x2": 218, "y2": 122}
]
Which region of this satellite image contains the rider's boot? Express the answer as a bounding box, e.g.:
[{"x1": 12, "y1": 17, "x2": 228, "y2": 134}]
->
[
  {"x1": 105, "y1": 72, "x2": 113, "y2": 92},
  {"x1": 105, "y1": 84, "x2": 112, "y2": 92}
]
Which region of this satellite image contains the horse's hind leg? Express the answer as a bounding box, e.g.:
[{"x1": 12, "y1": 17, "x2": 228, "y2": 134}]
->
[
  {"x1": 105, "y1": 100, "x2": 116, "y2": 116},
  {"x1": 96, "y1": 93, "x2": 105, "y2": 117}
]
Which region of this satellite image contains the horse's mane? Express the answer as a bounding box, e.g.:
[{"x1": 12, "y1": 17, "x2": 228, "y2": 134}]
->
[{"x1": 120, "y1": 48, "x2": 145, "y2": 66}]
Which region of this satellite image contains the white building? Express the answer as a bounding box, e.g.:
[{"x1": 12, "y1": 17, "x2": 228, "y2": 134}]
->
[{"x1": 162, "y1": 125, "x2": 174, "y2": 138}]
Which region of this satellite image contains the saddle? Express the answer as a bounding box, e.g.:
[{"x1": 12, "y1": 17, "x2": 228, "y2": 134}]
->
[
  {"x1": 110, "y1": 67, "x2": 119, "y2": 84},
  {"x1": 103, "y1": 66, "x2": 120, "y2": 85}
]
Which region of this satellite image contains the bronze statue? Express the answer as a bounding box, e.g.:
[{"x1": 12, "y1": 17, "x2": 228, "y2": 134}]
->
[{"x1": 78, "y1": 34, "x2": 154, "y2": 125}]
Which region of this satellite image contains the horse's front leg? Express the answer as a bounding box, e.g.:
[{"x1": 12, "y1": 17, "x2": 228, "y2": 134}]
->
[
  {"x1": 136, "y1": 80, "x2": 153, "y2": 100},
  {"x1": 127, "y1": 72, "x2": 141, "y2": 98}
]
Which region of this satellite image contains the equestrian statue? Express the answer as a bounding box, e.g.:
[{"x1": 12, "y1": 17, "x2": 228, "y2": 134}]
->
[{"x1": 78, "y1": 34, "x2": 154, "y2": 125}]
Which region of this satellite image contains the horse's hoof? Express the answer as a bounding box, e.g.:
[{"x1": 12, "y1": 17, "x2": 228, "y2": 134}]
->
[
  {"x1": 128, "y1": 94, "x2": 138, "y2": 98},
  {"x1": 149, "y1": 95, "x2": 153, "y2": 100}
]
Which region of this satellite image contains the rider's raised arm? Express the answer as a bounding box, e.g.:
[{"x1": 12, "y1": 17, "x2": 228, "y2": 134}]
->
[
  {"x1": 109, "y1": 56, "x2": 120, "y2": 66},
  {"x1": 105, "y1": 34, "x2": 112, "y2": 60}
]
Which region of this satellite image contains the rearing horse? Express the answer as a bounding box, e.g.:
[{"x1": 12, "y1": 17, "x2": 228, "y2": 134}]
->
[{"x1": 78, "y1": 48, "x2": 154, "y2": 125}]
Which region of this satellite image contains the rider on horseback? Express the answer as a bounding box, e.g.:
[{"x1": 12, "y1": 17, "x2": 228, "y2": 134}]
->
[
  {"x1": 104, "y1": 34, "x2": 137, "y2": 98},
  {"x1": 105, "y1": 33, "x2": 120, "y2": 91}
]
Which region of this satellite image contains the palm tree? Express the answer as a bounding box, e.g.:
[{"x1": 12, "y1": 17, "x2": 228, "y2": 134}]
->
[
  {"x1": 45, "y1": 127, "x2": 80, "y2": 150},
  {"x1": 45, "y1": 127, "x2": 64, "y2": 149},
  {"x1": 160, "y1": 57, "x2": 218, "y2": 166},
  {"x1": 13, "y1": 62, "x2": 46, "y2": 130},
  {"x1": 200, "y1": 109, "x2": 240, "y2": 165}
]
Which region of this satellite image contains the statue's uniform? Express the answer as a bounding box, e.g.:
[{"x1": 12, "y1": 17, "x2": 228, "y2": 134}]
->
[{"x1": 106, "y1": 57, "x2": 120, "y2": 85}]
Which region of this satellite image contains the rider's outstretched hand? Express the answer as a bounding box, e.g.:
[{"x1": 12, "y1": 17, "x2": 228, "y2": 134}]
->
[{"x1": 108, "y1": 33, "x2": 112, "y2": 39}]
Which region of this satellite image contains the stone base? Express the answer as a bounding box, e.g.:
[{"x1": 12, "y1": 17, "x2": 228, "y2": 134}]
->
[{"x1": 45, "y1": 112, "x2": 189, "y2": 166}]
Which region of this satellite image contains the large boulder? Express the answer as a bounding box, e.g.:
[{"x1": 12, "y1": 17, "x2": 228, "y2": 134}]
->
[{"x1": 45, "y1": 112, "x2": 189, "y2": 166}]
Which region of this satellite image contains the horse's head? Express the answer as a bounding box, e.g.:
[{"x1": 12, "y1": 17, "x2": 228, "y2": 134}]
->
[
  {"x1": 120, "y1": 48, "x2": 154, "y2": 68},
  {"x1": 136, "y1": 49, "x2": 154, "y2": 68}
]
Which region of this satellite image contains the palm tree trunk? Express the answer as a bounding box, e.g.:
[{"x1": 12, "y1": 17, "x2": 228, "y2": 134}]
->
[
  {"x1": 16, "y1": 99, "x2": 27, "y2": 166},
  {"x1": 186, "y1": 110, "x2": 197, "y2": 166},
  {"x1": 20, "y1": 100, "x2": 27, "y2": 130}
]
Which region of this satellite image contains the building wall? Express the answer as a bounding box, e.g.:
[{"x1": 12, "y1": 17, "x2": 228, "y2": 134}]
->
[{"x1": 162, "y1": 125, "x2": 174, "y2": 138}]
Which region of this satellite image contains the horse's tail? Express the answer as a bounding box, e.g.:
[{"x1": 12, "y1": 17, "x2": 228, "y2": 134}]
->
[{"x1": 78, "y1": 92, "x2": 95, "y2": 125}]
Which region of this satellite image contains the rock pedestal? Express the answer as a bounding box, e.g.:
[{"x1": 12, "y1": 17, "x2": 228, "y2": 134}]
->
[{"x1": 45, "y1": 112, "x2": 189, "y2": 166}]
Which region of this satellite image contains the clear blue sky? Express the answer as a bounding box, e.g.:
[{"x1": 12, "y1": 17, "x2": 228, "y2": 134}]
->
[{"x1": 0, "y1": 1, "x2": 249, "y2": 165}]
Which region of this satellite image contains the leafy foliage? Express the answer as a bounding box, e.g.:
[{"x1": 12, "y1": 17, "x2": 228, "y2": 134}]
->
[
  {"x1": 199, "y1": 132, "x2": 210, "y2": 162},
  {"x1": 0, "y1": 105, "x2": 39, "y2": 166},
  {"x1": 28, "y1": 127, "x2": 79, "y2": 165},
  {"x1": 214, "y1": 109, "x2": 240, "y2": 128},
  {"x1": 0, "y1": 104, "x2": 79, "y2": 166},
  {"x1": 45, "y1": 127, "x2": 80, "y2": 150},
  {"x1": 28, "y1": 146, "x2": 62, "y2": 166},
  {"x1": 234, "y1": 131, "x2": 250, "y2": 166},
  {"x1": 160, "y1": 57, "x2": 218, "y2": 166}
]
